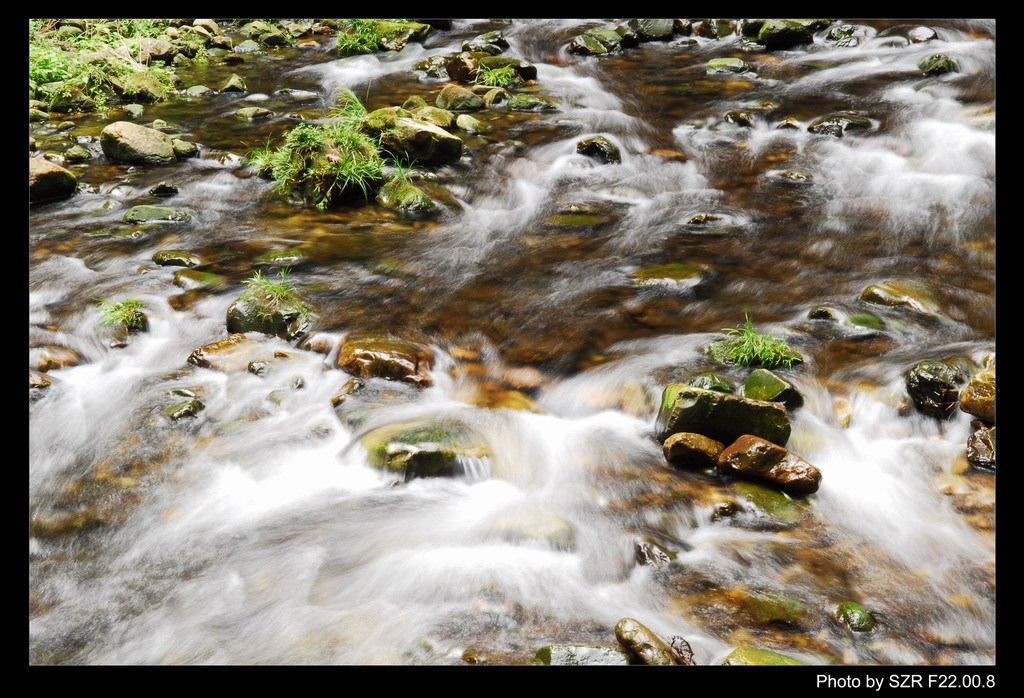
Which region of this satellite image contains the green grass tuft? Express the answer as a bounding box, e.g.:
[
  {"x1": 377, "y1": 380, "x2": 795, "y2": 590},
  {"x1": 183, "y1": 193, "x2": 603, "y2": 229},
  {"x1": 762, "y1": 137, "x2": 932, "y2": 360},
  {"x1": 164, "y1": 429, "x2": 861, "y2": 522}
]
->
[
  {"x1": 246, "y1": 89, "x2": 384, "y2": 209},
  {"x1": 96, "y1": 297, "x2": 146, "y2": 331},
  {"x1": 473, "y1": 65, "x2": 521, "y2": 87},
  {"x1": 240, "y1": 268, "x2": 310, "y2": 319},
  {"x1": 708, "y1": 315, "x2": 803, "y2": 369}
]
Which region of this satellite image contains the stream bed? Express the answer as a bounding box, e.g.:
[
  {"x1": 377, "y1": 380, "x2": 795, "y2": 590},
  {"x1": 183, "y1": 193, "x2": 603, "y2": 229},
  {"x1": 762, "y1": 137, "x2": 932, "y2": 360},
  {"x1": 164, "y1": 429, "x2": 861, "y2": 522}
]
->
[{"x1": 29, "y1": 19, "x2": 996, "y2": 666}]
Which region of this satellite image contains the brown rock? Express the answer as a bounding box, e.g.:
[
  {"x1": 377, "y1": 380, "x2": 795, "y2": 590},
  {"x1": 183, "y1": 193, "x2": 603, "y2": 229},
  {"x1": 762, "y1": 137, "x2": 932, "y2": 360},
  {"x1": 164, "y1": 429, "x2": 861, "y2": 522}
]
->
[
  {"x1": 336, "y1": 334, "x2": 434, "y2": 386},
  {"x1": 186, "y1": 333, "x2": 262, "y2": 372},
  {"x1": 718, "y1": 435, "x2": 822, "y2": 494},
  {"x1": 663, "y1": 432, "x2": 724, "y2": 469},
  {"x1": 959, "y1": 366, "x2": 995, "y2": 422}
]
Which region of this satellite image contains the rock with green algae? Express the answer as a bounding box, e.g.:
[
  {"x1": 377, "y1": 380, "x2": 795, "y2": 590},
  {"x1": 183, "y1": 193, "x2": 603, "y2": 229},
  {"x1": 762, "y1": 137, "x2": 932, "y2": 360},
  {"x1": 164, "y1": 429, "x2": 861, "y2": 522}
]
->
[
  {"x1": 122, "y1": 205, "x2": 191, "y2": 223},
  {"x1": 733, "y1": 481, "x2": 810, "y2": 526},
  {"x1": 834, "y1": 601, "x2": 875, "y2": 631},
  {"x1": 567, "y1": 27, "x2": 623, "y2": 55},
  {"x1": 576, "y1": 135, "x2": 621, "y2": 164},
  {"x1": 686, "y1": 372, "x2": 735, "y2": 393},
  {"x1": 361, "y1": 423, "x2": 490, "y2": 481},
  {"x1": 743, "y1": 368, "x2": 803, "y2": 410},
  {"x1": 614, "y1": 618, "x2": 681, "y2": 665},
  {"x1": 860, "y1": 280, "x2": 942, "y2": 316},
  {"x1": 627, "y1": 18, "x2": 676, "y2": 41},
  {"x1": 535, "y1": 645, "x2": 631, "y2": 665},
  {"x1": 757, "y1": 19, "x2": 813, "y2": 50},
  {"x1": 226, "y1": 283, "x2": 310, "y2": 342},
  {"x1": 153, "y1": 250, "x2": 202, "y2": 267},
  {"x1": 631, "y1": 262, "x2": 703, "y2": 288},
  {"x1": 508, "y1": 94, "x2": 560, "y2": 112},
  {"x1": 656, "y1": 384, "x2": 791, "y2": 446},
  {"x1": 744, "y1": 592, "x2": 806, "y2": 625},
  {"x1": 919, "y1": 54, "x2": 959, "y2": 75},
  {"x1": 722, "y1": 647, "x2": 806, "y2": 665},
  {"x1": 165, "y1": 398, "x2": 204, "y2": 420},
  {"x1": 375, "y1": 178, "x2": 437, "y2": 214},
  {"x1": 435, "y1": 83, "x2": 484, "y2": 111},
  {"x1": 235, "y1": 106, "x2": 274, "y2": 120},
  {"x1": 478, "y1": 55, "x2": 538, "y2": 81},
  {"x1": 173, "y1": 268, "x2": 227, "y2": 290},
  {"x1": 707, "y1": 57, "x2": 750, "y2": 73},
  {"x1": 365, "y1": 115, "x2": 464, "y2": 166}
]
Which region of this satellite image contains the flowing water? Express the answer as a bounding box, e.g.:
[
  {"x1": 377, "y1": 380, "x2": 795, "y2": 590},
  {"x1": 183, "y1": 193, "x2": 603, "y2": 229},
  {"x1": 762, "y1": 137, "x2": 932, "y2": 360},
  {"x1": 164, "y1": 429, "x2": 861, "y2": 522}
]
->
[{"x1": 29, "y1": 19, "x2": 996, "y2": 665}]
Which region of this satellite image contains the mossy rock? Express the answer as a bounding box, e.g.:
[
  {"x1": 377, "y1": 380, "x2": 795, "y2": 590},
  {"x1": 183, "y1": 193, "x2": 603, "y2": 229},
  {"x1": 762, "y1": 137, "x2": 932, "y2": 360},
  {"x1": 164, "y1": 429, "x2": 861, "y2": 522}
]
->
[
  {"x1": 165, "y1": 398, "x2": 205, "y2": 420},
  {"x1": 686, "y1": 372, "x2": 735, "y2": 393},
  {"x1": 235, "y1": 106, "x2": 274, "y2": 120},
  {"x1": 568, "y1": 27, "x2": 623, "y2": 55},
  {"x1": 436, "y1": 84, "x2": 485, "y2": 111},
  {"x1": 919, "y1": 54, "x2": 959, "y2": 75},
  {"x1": 745, "y1": 592, "x2": 806, "y2": 625},
  {"x1": 508, "y1": 95, "x2": 560, "y2": 112},
  {"x1": 722, "y1": 647, "x2": 806, "y2": 665},
  {"x1": 627, "y1": 18, "x2": 675, "y2": 41},
  {"x1": 173, "y1": 268, "x2": 228, "y2": 290},
  {"x1": 184, "y1": 85, "x2": 217, "y2": 97},
  {"x1": 848, "y1": 312, "x2": 883, "y2": 330},
  {"x1": 631, "y1": 262, "x2": 703, "y2": 288},
  {"x1": 733, "y1": 481, "x2": 809, "y2": 525},
  {"x1": 376, "y1": 178, "x2": 437, "y2": 214},
  {"x1": 362, "y1": 423, "x2": 489, "y2": 481},
  {"x1": 576, "y1": 135, "x2": 621, "y2": 164},
  {"x1": 372, "y1": 116, "x2": 464, "y2": 166},
  {"x1": 743, "y1": 368, "x2": 803, "y2": 409},
  {"x1": 614, "y1": 618, "x2": 680, "y2": 665},
  {"x1": 122, "y1": 205, "x2": 191, "y2": 223},
  {"x1": 455, "y1": 113, "x2": 491, "y2": 133},
  {"x1": 153, "y1": 250, "x2": 202, "y2": 267},
  {"x1": 706, "y1": 57, "x2": 750, "y2": 73},
  {"x1": 859, "y1": 280, "x2": 941, "y2": 316},
  {"x1": 412, "y1": 105, "x2": 454, "y2": 128},
  {"x1": 226, "y1": 290, "x2": 310, "y2": 342},
  {"x1": 172, "y1": 139, "x2": 199, "y2": 159},
  {"x1": 757, "y1": 19, "x2": 813, "y2": 50},
  {"x1": 656, "y1": 384, "x2": 791, "y2": 446},
  {"x1": 477, "y1": 55, "x2": 538, "y2": 81},
  {"x1": 834, "y1": 601, "x2": 875, "y2": 631},
  {"x1": 535, "y1": 645, "x2": 631, "y2": 665}
]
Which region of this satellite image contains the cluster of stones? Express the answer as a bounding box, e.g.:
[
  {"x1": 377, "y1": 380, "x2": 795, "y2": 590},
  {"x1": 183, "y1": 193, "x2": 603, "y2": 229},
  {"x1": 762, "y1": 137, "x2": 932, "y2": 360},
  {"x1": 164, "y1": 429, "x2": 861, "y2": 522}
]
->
[
  {"x1": 656, "y1": 376, "x2": 821, "y2": 495},
  {"x1": 566, "y1": 18, "x2": 833, "y2": 56}
]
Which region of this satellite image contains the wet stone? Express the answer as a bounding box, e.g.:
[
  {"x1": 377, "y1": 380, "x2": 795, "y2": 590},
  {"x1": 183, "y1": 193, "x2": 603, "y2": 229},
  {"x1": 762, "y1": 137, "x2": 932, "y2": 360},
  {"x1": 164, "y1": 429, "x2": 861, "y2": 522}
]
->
[
  {"x1": 165, "y1": 398, "x2": 204, "y2": 420},
  {"x1": 362, "y1": 423, "x2": 489, "y2": 481},
  {"x1": 614, "y1": 617, "x2": 680, "y2": 665},
  {"x1": 336, "y1": 334, "x2": 434, "y2": 386},
  {"x1": 959, "y1": 365, "x2": 995, "y2": 422},
  {"x1": 149, "y1": 181, "x2": 179, "y2": 197},
  {"x1": 187, "y1": 333, "x2": 262, "y2": 372},
  {"x1": 153, "y1": 250, "x2": 202, "y2": 267},
  {"x1": 122, "y1": 205, "x2": 191, "y2": 223},
  {"x1": 663, "y1": 432, "x2": 725, "y2": 469},
  {"x1": 722, "y1": 647, "x2": 806, "y2": 665},
  {"x1": 966, "y1": 426, "x2": 995, "y2": 470},
  {"x1": 743, "y1": 369, "x2": 803, "y2": 410},
  {"x1": 707, "y1": 57, "x2": 750, "y2": 73},
  {"x1": 535, "y1": 645, "x2": 631, "y2": 665},
  {"x1": 905, "y1": 360, "x2": 965, "y2": 419},
  {"x1": 686, "y1": 372, "x2": 735, "y2": 393},
  {"x1": 576, "y1": 136, "x2": 621, "y2": 164},
  {"x1": 718, "y1": 435, "x2": 822, "y2": 494},
  {"x1": 834, "y1": 601, "x2": 875, "y2": 631},
  {"x1": 656, "y1": 384, "x2": 791, "y2": 446}
]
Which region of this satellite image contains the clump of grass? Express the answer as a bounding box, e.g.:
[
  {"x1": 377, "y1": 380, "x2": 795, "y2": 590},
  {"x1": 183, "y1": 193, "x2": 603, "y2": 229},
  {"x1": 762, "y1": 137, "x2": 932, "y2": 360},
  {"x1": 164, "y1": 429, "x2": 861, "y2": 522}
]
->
[
  {"x1": 473, "y1": 65, "x2": 521, "y2": 87},
  {"x1": 96, "y1": 297, "x2": 147, "y2": 332},
  {"x1": 708, "y1": 315, "x2": 803, "y2": 369},
  {"x1": 335, "y1": 19, "x2": 416, "y2": 55},
  {"x1": 239, "y1": 268, "x2": 310, "y2": 320},
  {"x1": 247, "y1": 89, "x2": 384, "y2": 209}
]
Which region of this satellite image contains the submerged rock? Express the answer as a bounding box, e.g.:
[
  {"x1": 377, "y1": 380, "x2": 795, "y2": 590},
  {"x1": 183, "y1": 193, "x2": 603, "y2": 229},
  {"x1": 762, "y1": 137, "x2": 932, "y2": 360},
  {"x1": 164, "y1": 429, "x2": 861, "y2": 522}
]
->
[
  {"x1": 122, "y1": 205, "x2": 191, "y2": 223},
  {"x1": 186, "y1": 333, "x2": 262, "y2": 372},
  {"x1": 718, "y1": 434, "x2": 822, "y2": 494},
  {"x1": 165, "y1": 398, "x2": 204, "y2": 420},
  {"x1": 361, "y1": 422, "x2": 489, "y2": 481},
  {"x1": 919, "y1": 54, "x2": 959, "y2": 75},
  {"x1": 966, "y1": 425, "x2": 995, "y2": 470},
  {"x1": 905, "y1": 360, "x2": 965, "y2": 419},
  {"x1": 29, "y1": 158, "x2": 77, "y2": 203},
  {"x1": 508, "y1": 94, "x2": 560, "y2": 112},
  {"x1": 808, "y1": 113, "x2": 872, "y2": 137},
  {"x1": 152, "y1": 249, "x2": 202, "y2": 267},
  {"x1": 834, "y1": 601, "x2": 875, "y2": 631},
  {"x1": 722, "y1": 647, "x2": 806, "y2": 665},
  {"x1": 100, "y1": 121, "x2": 177, "y2": 164},
  {"x1": 336, "y1": 334, "x2": 434, "y2": 386},
  {"x1": 656, "y1": 384, "x2": 791, "y2": 446},
  {"x1": 860, "y1": 280, "x2": 941, "y2": 316},
  {"x1": 706, "y1": 57, "x2": 750, "y2": 73},
  {"x1": 535, "y1": 645, "x2": 631, "y2": 665},
  {"x1": 744, "y1": 592, "x2": 806, "y2": 625}
]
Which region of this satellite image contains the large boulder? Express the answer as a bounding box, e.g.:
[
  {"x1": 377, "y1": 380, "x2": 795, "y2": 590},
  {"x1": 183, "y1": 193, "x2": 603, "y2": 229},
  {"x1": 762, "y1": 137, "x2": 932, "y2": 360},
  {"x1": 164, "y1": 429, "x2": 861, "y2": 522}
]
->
[
  {"x1": 336, "y1": 334, "x2": 434, "y2": 386},
  {"x1": 29, "y1": 158, "x2": 77, "y2": 203},
  {"x1": 656, "y1": 384, "x2": 791, "y2": 446},
  {"x1": 100, "y1": 121, "x2": 177, "y2": 165},
  {"x1": 718, "y1": 434, "x2": 822, "y2": 494},
  {"x1": 905, "y1": 360, "x2": 966, "y2": 419}
]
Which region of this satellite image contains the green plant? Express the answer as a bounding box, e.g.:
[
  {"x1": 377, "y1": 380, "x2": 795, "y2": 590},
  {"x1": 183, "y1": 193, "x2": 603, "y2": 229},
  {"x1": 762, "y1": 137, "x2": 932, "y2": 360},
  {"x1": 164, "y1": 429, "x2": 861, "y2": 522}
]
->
[
  {"x1": 708, "y1": 315, "x2": 803, "y2": 369},
  {"x1": 239, "y1": 268, "x2": 309, "y2": 319},
  {"x1": 96, "y1": 297, "x2": 147, "y2": 331},
  {"x1": 246, "y1": 89, "x2": 384, "y2": 208},
  {"x1": 474, "y1": 65, "x2": 520, "y2": 88}
]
